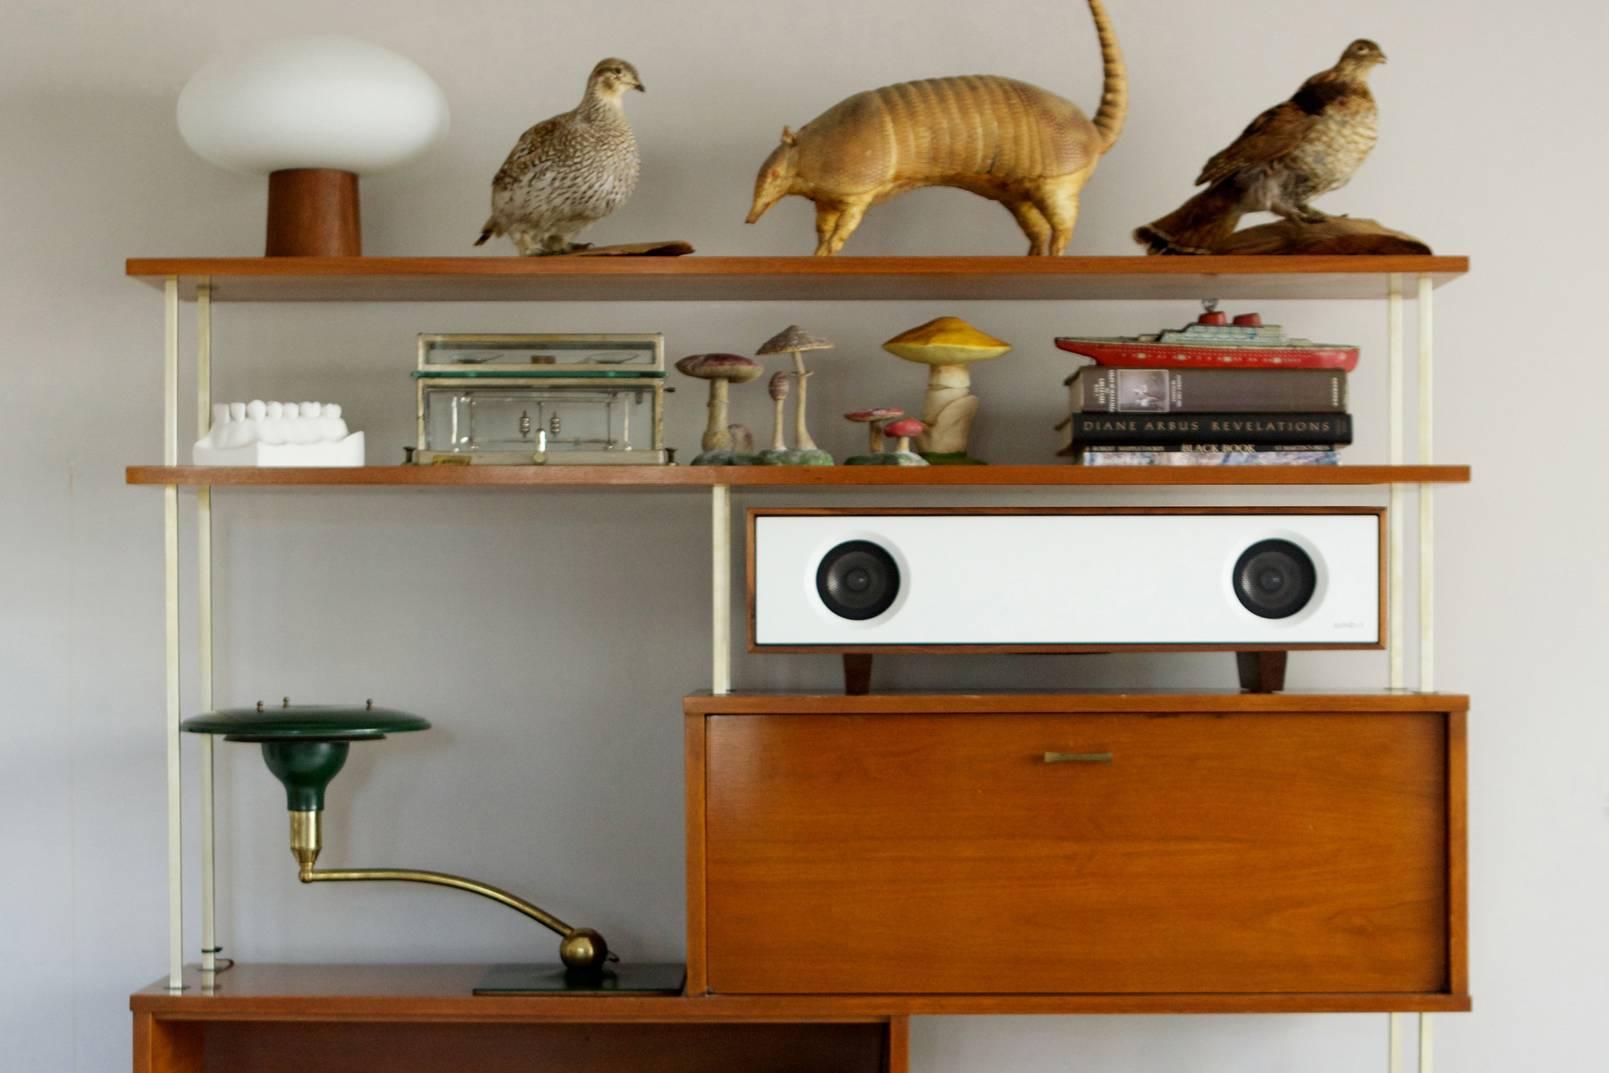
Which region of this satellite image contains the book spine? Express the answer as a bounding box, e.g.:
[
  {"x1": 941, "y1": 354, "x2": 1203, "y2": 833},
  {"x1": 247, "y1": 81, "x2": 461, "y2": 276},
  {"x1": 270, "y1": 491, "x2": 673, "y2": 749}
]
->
[
  {"x1": 1068, "y1": 413, "x2": 1353, "y2": 447},
  {"x1": 1073, "y1": 443, "x2": 1341, "y2": 453},
  {"x1": 1078, "y1": 450, "x2": 1341, "y2": 466},
  {"x1": 1069, "y1": 368, "x2": 1345, "y2": 413}
]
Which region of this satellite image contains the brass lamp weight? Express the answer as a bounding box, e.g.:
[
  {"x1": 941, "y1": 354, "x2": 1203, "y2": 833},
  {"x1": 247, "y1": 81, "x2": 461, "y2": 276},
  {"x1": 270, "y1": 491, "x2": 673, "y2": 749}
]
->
[{"x1": 184, "y1": 703, "x2": 613, "y2": 974}]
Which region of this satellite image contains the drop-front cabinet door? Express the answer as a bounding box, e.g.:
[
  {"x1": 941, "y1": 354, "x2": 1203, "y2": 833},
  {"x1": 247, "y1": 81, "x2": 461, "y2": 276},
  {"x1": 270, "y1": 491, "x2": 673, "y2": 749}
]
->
[{"x1": 700, "y1": 710, "x2": 1453, "y2": 995}]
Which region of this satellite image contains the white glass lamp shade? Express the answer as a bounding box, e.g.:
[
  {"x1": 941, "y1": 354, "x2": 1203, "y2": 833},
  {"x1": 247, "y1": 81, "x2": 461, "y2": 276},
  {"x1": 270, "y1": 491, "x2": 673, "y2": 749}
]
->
[{"x1": 177, "y1": 35, "x2": 449, "y2": 176}]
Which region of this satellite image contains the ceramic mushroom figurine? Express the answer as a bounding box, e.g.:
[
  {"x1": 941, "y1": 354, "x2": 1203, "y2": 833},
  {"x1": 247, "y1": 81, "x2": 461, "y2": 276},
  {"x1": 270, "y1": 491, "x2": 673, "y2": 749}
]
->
[
  {"x1": 882, "y1": 317, "x2": 1011, "y2": 464},
  {"x1": 756, "y1": 325, "x2": 834, "y2": 465},
  {"x1": 881, "y1": 418, "x2": 929, "y2": 465},
  {"x1": 759, "y1": 372, "x2": 792, "y2": 464},
  {"x1": 675, "y1": 353, "x2": 763, "y2": 464},
  {"x1": 843, "y1": 407, "x2": 904, "y2": 465}
]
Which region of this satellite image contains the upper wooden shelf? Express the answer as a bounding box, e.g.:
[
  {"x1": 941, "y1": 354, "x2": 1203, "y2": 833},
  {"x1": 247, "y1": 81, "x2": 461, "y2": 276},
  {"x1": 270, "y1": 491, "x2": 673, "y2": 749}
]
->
[
  {"x1": 125, "y1": 255, "x2": 1468, "y2": 303},
  {"x1": 126, "y1": 464, "x2": 1470, "y2": 489}
]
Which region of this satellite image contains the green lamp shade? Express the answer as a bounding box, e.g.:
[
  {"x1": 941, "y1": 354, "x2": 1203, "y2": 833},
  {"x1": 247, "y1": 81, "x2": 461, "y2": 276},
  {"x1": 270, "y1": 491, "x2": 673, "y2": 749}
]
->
[
  {"x1": 182, "y1": 704, "x2": 430, "y2": 742},
  {"x1": 182, "y1": 704, "x2": 430, "y2": 812}
]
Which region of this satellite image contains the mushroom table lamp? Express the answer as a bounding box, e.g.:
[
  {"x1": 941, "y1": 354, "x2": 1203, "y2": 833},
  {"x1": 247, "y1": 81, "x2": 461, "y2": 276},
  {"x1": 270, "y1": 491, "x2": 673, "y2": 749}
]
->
[
  {"x1": 177, "y1": 36, "x2": 449, "y2": 256},
  {"x1": 882, "y1": 317, "x2": 1011, "y2": 464},
  {"x1": 181, "y1": 703, "x2": 614, "y2": 976}
]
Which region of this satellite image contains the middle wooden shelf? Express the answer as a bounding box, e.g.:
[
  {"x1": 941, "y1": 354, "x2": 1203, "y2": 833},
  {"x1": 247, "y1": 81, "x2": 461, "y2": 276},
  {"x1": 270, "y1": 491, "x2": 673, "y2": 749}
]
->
[{"x1": 126, "y1": 464, "x2": 1470, "y2": 489}]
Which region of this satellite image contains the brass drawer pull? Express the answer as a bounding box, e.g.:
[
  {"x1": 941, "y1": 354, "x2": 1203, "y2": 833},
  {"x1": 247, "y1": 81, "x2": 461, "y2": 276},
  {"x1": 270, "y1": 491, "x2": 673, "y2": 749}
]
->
[{"x1": 1042, "y1": 751, "x2": 1113, "y2": 764}]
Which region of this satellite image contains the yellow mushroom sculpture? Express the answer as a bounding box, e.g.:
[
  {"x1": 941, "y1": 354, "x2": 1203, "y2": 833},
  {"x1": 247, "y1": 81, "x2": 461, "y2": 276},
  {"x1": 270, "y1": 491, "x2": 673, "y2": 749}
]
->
[{"x1": 882, "y1": 317, "x2": 1011, "y2": 463}]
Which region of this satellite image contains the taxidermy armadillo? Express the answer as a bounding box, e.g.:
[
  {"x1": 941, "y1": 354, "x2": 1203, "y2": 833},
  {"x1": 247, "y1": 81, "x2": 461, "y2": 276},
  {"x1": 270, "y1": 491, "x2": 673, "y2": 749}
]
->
[{"x1": 746, "y1": 0, "x2": 1126, "y2": 256}]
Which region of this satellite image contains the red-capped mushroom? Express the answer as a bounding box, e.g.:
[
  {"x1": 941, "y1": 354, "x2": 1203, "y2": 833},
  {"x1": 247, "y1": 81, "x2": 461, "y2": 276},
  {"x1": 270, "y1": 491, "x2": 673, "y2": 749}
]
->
[
  {"x1": 844, "y1": 407, "x2": 904, "y2": 453},
  {"x1": 883, "y1": 417, "x2": 926, "y2": 454}
]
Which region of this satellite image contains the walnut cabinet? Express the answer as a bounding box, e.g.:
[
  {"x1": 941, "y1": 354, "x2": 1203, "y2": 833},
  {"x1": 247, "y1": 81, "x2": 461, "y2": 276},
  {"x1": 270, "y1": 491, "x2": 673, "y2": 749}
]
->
[{"x1": 686, "y1": 692, "x2": 1468, "y2": 1010}]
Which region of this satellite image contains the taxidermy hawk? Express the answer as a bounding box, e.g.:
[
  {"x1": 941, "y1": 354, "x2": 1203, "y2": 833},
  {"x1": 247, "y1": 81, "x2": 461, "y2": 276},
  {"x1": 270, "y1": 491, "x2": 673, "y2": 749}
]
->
[
  {"x1": 476, "y1": 58, "x2": 644, "y2": 255},
  {"x1": 1134, "y1": 39, "x2": 1386, "y2": 255}
]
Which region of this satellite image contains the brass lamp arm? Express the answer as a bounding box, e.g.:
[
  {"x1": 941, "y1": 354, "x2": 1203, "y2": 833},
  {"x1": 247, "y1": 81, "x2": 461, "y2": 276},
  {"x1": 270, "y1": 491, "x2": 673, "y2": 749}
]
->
[
  {"x1": 289, "y1": 809, "x2": 614, "y2": 970},
  {"x1": 300, "y1": 865, "x2": 580, "y2": 941}
]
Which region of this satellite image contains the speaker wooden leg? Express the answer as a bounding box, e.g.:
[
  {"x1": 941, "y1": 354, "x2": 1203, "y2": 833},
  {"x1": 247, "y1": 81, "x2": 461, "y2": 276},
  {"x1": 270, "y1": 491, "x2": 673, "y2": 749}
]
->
[
  {"x1": 1237, "y1": 651, "x2": 1288, "y2": 693},
  {"x1": 843, "y1": 654, "x2": 874, "y2": 696}
]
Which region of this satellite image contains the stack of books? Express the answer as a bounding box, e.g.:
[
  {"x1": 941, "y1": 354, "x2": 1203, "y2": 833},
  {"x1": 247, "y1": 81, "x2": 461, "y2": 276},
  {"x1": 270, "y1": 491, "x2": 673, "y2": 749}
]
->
[{"x1": 1052, "y1": 311, "x2": 1357, "y2": 467}]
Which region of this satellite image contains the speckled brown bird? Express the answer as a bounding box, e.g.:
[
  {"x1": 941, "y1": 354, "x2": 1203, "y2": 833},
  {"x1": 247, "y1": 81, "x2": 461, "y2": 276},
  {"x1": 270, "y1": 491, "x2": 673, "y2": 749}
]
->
[
  {"x1": 476, "y1": 59, "x2": 644, "y2": 255},
  {"x1": 1134, "y1": 39, "x2": 1386, "y2": 255}
]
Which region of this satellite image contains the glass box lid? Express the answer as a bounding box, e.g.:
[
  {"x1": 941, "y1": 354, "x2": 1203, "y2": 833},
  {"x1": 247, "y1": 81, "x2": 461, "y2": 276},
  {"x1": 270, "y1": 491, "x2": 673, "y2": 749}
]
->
[{"x1": 417, "y1": 333, "x2": 664, "y2": 376}]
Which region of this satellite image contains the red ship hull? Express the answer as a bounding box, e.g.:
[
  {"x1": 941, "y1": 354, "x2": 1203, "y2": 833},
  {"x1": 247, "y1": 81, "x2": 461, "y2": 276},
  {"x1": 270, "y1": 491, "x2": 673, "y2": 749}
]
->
[{"x1": 1054, "y1": 339, "x2": 1359, "y2": 372}]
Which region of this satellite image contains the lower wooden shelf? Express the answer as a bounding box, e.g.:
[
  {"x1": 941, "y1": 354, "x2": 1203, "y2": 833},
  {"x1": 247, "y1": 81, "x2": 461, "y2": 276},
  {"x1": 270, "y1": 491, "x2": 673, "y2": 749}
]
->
[{"x1": 133, "y1": 965, "x2": 905, "y2": 1073}]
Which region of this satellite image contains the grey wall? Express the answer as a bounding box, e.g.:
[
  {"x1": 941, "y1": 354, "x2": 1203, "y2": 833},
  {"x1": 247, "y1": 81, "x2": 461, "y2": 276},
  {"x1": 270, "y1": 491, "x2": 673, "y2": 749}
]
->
[{"x1": 2, "y1": 0, "x2": 1605, "y2": 1070}]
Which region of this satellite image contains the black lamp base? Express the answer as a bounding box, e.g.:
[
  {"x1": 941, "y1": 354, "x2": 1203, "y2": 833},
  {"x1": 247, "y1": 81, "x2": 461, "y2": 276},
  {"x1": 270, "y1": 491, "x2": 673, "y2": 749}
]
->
[{"x1": 473, "y1": 962, "x2": 686, "y2": 996}]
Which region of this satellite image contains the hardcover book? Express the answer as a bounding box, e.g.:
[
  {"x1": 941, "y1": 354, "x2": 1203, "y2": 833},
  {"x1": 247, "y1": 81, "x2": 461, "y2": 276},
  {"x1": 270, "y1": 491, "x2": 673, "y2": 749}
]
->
[
  {"x1": 1067, "y1": 443, "x2": 1343, "y2": 454},
  {"x1": 1065, "y1": 368, "x2": 1346, "y2": 414},
  {"x1": 1065, "y1": 412, "x2": 1353, "y2": 447},
  {"x1": 1077, "y1": 450, "x2": 1341, "y2": 466}
]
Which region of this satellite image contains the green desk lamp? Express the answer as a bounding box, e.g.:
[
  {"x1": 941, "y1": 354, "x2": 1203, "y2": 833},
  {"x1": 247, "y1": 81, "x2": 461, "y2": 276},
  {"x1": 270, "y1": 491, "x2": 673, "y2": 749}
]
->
[{"x1": 182, "y1": 701, "x2": 613, "y2": 975}]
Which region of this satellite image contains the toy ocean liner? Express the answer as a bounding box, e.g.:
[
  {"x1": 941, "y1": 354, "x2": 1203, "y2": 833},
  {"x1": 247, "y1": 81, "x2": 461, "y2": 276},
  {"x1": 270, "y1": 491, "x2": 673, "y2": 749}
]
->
[{"x1": 1054, "y1": 307, "x2": 1359, "y2": 371}]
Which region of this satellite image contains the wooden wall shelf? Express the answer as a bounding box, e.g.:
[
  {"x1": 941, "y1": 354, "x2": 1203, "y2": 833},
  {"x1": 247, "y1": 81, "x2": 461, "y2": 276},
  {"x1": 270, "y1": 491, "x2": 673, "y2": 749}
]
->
[
  {"x1": 133, "y1": 966, "x2": 905, "y2": 1073},
  {"x1": 125, "y1": 464, "x2": 1471, "y2": 489},
  {"x1": 132, "y1": 962, "x2": 1470, "y2": 1022},
  {"x1": 125, "y1": 255, "x2": 1467, "y2": 303},
  {"x1": 129, "y1": 962, "x2": 1467, "y2": 1073}
]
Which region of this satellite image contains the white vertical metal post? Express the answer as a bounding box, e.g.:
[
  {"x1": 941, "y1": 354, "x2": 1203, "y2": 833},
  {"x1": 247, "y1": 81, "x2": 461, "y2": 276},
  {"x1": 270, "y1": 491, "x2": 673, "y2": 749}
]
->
[
  {"x1": 1389, "y1": 1012, "x2": 1404, "y2": 1073},
  {"x1": 711, "y1": 485, "x2": 731, "y2": 694},
  {"x1": 1417, "y1": 275, "x2": 1435, "y2": 692},
  {"x1": 195, "y1": 283, "x2": 218, "y2": 977},
  {"x1": 162, "y1": 278, "x2": 185, "y2": 990},
  {"x1": 1418, "y1": 1013, "x2": 1434, "y2": 1073},
  {"x1": 1387, "y1": 275, "x2": 1405, "y2": 690}
]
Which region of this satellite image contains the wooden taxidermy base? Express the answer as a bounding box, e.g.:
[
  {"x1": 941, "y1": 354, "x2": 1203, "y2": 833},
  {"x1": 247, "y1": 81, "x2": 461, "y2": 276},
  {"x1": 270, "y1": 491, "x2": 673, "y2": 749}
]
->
[
  {"x1": 548, "y1": 240, "x2": 695, "y2": 257},
  {"x1": 1151, "y1": 217, "x2": 1430, "y2": 257},
  {"x1": 1237, "y1": 651, "x2": 1288, "y2": 693},
  {"x1": 266, "y1": 169, "x2": 361, "y2": 257}
]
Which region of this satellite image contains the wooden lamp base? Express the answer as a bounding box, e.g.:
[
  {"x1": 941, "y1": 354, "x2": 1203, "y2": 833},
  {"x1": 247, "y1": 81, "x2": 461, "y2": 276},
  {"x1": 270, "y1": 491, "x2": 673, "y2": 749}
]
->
[{"x1": 266, "y1": 168, "x2": 361, "y2": 256}]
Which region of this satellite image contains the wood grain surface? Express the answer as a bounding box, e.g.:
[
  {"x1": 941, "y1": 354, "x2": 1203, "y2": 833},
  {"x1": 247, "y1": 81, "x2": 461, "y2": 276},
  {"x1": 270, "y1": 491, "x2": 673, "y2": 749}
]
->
[
  {"x1": 698, "y1": 708, "x2": 1457, "y2": 996},
  {"x1": 130, "y1": 962, "x2": 1470, "y2": 1020},
  {"x1": 124, "y1": 255, "x2": 1468, "y2": 303},
  {"x1": 125, "y1": 464, "x2": 1472, "y2": 489},
  {"x1": 196, "y1": 1022, "x2": 889, "y2": 1073}
]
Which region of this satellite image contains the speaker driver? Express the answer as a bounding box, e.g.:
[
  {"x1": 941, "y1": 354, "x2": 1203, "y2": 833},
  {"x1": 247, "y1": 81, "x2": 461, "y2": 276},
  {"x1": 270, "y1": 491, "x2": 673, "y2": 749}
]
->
[
  {"x1": 816, "y1": 541, "x2": 900, "y2": 621},
  {"x1": 1233, "y1": 539, "x2": 1317, "y2": 619}
]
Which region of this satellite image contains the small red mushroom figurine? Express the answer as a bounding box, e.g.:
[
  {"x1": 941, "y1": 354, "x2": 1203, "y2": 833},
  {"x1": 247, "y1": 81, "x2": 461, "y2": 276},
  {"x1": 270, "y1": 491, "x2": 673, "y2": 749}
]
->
[
  {"x1": 842, "y1": 407, "x2": 903, "y2": 465},
  {"x1": 881, "y1": 418, "x2": 929, "y2": 466}
]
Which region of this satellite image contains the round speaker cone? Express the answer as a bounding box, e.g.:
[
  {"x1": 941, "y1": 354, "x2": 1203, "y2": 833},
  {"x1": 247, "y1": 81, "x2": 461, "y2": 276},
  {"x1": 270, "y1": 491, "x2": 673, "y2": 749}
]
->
[
  {"x1": 1233, "y1": 539, "x2": 1317, "y2": 619},
  {"x1": 816, "y1": 540, "x2": 900, "y2": 621}
]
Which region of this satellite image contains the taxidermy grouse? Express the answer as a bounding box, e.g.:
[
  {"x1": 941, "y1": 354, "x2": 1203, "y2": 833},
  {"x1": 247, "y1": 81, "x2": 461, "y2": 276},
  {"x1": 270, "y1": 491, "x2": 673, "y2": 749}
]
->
[
  {"x1": 1134, "y1": 39, "x2": 1386, "y2": 255},
  {"x1": 476, "y1": 58, "x2": 644, "y2": 255}
]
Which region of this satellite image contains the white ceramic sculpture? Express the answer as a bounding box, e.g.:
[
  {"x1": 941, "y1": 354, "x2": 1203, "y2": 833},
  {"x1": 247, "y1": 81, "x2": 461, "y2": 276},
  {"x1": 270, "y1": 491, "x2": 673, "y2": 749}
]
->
[{"x1": 193, "y1": 401, "x2": 365, "y2": 466}]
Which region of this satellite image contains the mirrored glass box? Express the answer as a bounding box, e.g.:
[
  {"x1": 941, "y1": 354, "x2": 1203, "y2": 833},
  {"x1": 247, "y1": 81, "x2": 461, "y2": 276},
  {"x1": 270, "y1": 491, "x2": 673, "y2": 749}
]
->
[{"x1": 413, "y1": 333, "x2": 669, "y2": 464}]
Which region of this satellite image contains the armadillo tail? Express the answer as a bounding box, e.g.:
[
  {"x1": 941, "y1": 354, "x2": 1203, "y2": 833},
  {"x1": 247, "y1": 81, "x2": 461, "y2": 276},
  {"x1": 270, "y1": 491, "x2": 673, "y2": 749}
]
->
[
  {"x1": 1087, "y1": 0, "x2": 1127, "y2": 152},
  {"x1": 1133, "y1": 183, "x2": 1244, "y2": 255}
]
